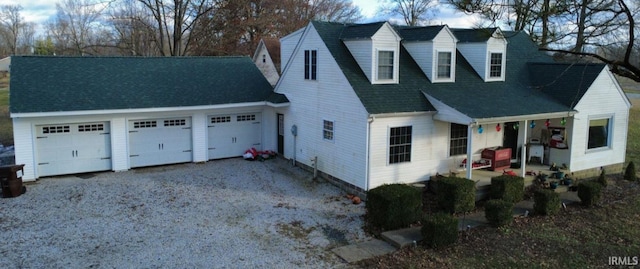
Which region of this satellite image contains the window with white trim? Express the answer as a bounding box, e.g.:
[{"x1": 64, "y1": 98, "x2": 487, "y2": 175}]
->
[
  {"x1": 164, "y1": 119, "x2": 186, "y2": 126},
  {"x1": 78, "y1": 124, "x2": 104, "y2": 132},
  {"x1": 489, "y1": 52, "x2": 503, "y2": 78},
  {"x1": 134, "y1": 121, "x2": 157, "y2": 129},
  {"x1": 304, "y1": 50, "x2": 317, "y2": 80},
  {"x1": 588, "y1": 117, "x2": 611, "y2": 149},
  {"x1": 450, "y1": 123, "x2": 468, "y2": 156},
  {"x1": 389, "y1": 126, "x2": 412, "y2": 164},
  {"x1": 436, "y1": 51, "x2": 452, "y2": 79},
  {"x1": 377, "y1": 50, "x2": 394, "y2": 80},
  {"x1": 323, "y1": 120, "x2": 334, "y2": 141},
  {"x1": 43, "y1": 125, "x2": 70, "y2": 134}
]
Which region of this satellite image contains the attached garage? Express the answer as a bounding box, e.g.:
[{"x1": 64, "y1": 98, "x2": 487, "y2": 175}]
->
[
  {"x1": 36, "y1": 122, "x2": 111, "y2": 177},
  {"x1": 208, "y1": 113, "x2": 261, "y2": 159},
  {"x1": 9, "y1": 56, "x2": 288, "y2": 181},
  {"x1": 129, "y1": 117, "x2": 192, "y2": 168}
]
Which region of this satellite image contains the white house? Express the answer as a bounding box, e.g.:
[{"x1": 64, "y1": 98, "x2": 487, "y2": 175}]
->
[
  {"x1": 273, "y1": 21, "x2": 631, "y2": 194},
  {"x1": 252, "y1": 38, "x2": 281, "y2": 86},
  {"x1": 10, "y1": 56, "x2": 288, "y2": 181}
]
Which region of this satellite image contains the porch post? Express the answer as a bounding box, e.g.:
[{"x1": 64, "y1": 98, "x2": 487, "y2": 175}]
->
[
  {"x1": 466, "y1": 124, "x2": 473, "y2": 179},
  {"x1": 520, "y1": 120, "x2": 528, "y2": 178}
]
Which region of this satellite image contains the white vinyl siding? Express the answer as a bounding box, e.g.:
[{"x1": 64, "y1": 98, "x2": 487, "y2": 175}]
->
[
  {"x1": 275, "y1": 24, "x2": 369, "y2": 190},
  {"x1": 344, "y1": 40, "x2": 373, "y2": 82},
  {"x1": 280, "y1": 28, "x2": 304, "y2": 73},
  {"x1": 369, "y1": 115, "x2": 447, "y2": 189},
  {"x1": 568, "y1": 69, "x2": 630, "y2": 172},
  {"x1": 457, "y1": 35, "x2": 507, "y2": 82}
]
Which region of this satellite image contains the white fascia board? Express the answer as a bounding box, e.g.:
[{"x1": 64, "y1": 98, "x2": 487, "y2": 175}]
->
[
  {"x1": 471, "y1": 111, "x2": 577, "y2": 125},
  {"x1": 10, "y1": 101, "x2": 269, "y2": 118},
  {"x1": 368, "y1": 111, "x2": 435, "y2": 119}
]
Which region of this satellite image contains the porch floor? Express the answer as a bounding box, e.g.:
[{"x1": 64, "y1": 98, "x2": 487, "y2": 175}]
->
[{"x1": 457, "y1": 162, "x2": 569, "y2": 187}]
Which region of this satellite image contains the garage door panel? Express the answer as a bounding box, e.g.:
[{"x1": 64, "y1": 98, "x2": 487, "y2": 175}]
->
[
  {"x1": 208, "y1": 113, "x2": 261, "y2": 160},
  {"x1": 36, "y1": 122, "x2": 112, "y2": 177},
  {"x1": 129, "y1": 117, "x2": 192, "y2": 168}
]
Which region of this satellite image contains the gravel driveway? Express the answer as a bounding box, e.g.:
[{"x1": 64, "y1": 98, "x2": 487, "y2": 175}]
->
[{"x1": 0, "y1": 158, "x2": 368, "y2": 268}]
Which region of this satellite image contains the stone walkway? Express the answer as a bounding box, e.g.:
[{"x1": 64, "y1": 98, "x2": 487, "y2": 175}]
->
[{"x1": 331, "y1": 190, "x2": 581, "y2": 263}]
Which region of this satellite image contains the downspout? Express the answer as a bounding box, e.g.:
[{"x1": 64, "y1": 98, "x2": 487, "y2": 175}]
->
[{"x1": 365, "y1": 116, "x2": 374, "y2": 191}]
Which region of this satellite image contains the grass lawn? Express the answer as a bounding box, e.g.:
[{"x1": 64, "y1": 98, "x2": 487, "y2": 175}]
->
[{"x1": 0, "y1": 75, "x2": 11, "y2": 146}]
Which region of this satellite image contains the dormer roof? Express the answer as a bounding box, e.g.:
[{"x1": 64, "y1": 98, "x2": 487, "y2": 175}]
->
[
  {"x1": 307, "y1": 21, "x2": 602, "y2": 120},
  {"x1": 340, "y1": 22, "x2": 387, "y2": 40},
  {"x1": 452, "y1": 28, "x2": 500, "y2": 43},
  {"x1": 395, "y1": 25, "x2": 448, "y2": 41}
]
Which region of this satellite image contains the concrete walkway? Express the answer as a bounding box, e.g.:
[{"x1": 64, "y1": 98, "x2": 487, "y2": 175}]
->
[{"x1": 331, "y1": 190, "x2": 581, "y2": 263}]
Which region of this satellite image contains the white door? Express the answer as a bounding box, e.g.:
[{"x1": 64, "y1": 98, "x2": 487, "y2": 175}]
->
[
  {"x1": 129, "y1": 118, "x2": 192, "y2": 168},
  {"x1": 36, "y1": 122, "x2": 111, "y2": 177},
  {"x1": 208, "y1": 113, "x2": 261, "y2": 159}
]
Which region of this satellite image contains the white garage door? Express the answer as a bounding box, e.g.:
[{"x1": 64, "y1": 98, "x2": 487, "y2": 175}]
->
[
  {"x1": 36, "y1": 122, "x2": 111, "y2": 177},
  {"x1": 129, "y1": 117, "x2": 193, "y2": 168},
  {"x1": 208, "y1": 113, "x2": 261, "y2": 159}
]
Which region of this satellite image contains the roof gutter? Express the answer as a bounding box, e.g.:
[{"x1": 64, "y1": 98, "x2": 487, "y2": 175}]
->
[
  {"x1": 469, "y1": 110, "x2": 577, "y2": 125},
  {"x1": 10, "y1": 101, "x2": 280, "y2": 118}
]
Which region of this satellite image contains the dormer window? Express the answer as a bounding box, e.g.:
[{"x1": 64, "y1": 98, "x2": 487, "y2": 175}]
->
[
  {"x1": 436, "y1": 51, "x2": 452, "y2": 79},
  {"x1": 489, "y1": 52, "x2": 503, "y2": 78},
  {"x1": 377, "y1": 50, "x2": 394, "y2": 80}
]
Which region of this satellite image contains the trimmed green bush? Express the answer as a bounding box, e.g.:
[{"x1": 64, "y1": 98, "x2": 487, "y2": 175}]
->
[
  {"x1": 578, "y1": 181, "x2": 603, "y2": 207},
  {"x1": 365, "y1": 184, "x2": 422, "y2": 231},
  {"x1": 624, "y1": 162, "x2": 637, "y2": 181},
  {"x1": 484, "y1": 199, "x2": 514, "y2": 227},
  {"x1": 490, "y1": 175, "x2": 525, "y2": 203},
  {"x1": 533, "y1": 189, "x2": 561, "y2": 216},
  {"x1": 422, "y1": 212, "x2": 458, "y2": 248},
  {"x1": 597, "y1": 169, "x2": 607, "y2": 187},
  {"x1": 435, "y1": 177, "x2": 475, "y2": 213}
]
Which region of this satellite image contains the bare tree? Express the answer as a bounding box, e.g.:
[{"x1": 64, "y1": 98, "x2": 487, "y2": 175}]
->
[
  {"x1": 191, "y1": 0, "x2": 361, "y2": 56},
  {"x1": 47, "y1": 0, "x2": 107, "y2": 55},
  {"x1": 449, "y1": 0, "x2": 640, "y2": 82},
  {"x1": 380, "y1": 0, "x2": 437, "y2": 26},
  {"x1": 135, "y1": 0, "x2": 216, "y2": 56},
  {"x1": 0, "y1": 5, "x2": 26, "y2": 55},
  {"x1": 108, "y1": 0, "x2": 160, "y2": 55}
]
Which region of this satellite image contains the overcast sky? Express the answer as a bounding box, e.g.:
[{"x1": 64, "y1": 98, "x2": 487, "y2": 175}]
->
[{"x1": 0, "y1": 0, "x2": 481, "y2": 34}]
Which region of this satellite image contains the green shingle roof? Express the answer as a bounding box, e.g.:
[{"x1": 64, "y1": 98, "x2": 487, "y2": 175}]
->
[
  {"x1": 339, "y1": 22, "x2": 386, "y2": 39},
  {"x1": 10, "y1": 56, "x2": 279, "y2": 113},
  {"x1": 311, "y1": 21, "x2": 602, "y2": 118},
  {"x1": 452, "y1": 28, "x2": 498, "y2": 43},
  {"x1": 314, "y1": 21, "x2": 434, "y2": 114},
  {"x1": 529, "y1": 62, "x2": 605, "y2": 108},
  {"x1": 395, "y1": 25, "x2": 445, "y2": 41}
]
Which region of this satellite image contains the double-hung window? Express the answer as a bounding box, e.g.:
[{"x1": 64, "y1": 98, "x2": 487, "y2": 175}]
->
[
  {"x1": 377, "y1": 51, "x2": 394, "y2": 80},
  {"x1": 304, "y1": 50, "x2": 317, "y2": 80},
  {"x1": 323, "y1": 120, "x2": 334, "y2": 141},
  {"x1": 450, "y1": 123, "x2": 468, "y2": 156},
  {"x1": 489, "y1": 52, "x2": 503, "y2": 78},
  {"x1": 437, "y1": 51, "x2": 452, "y2": 79},
  {"x1": 389, "y1": 126, "x2": 412, "y2": 164}
]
